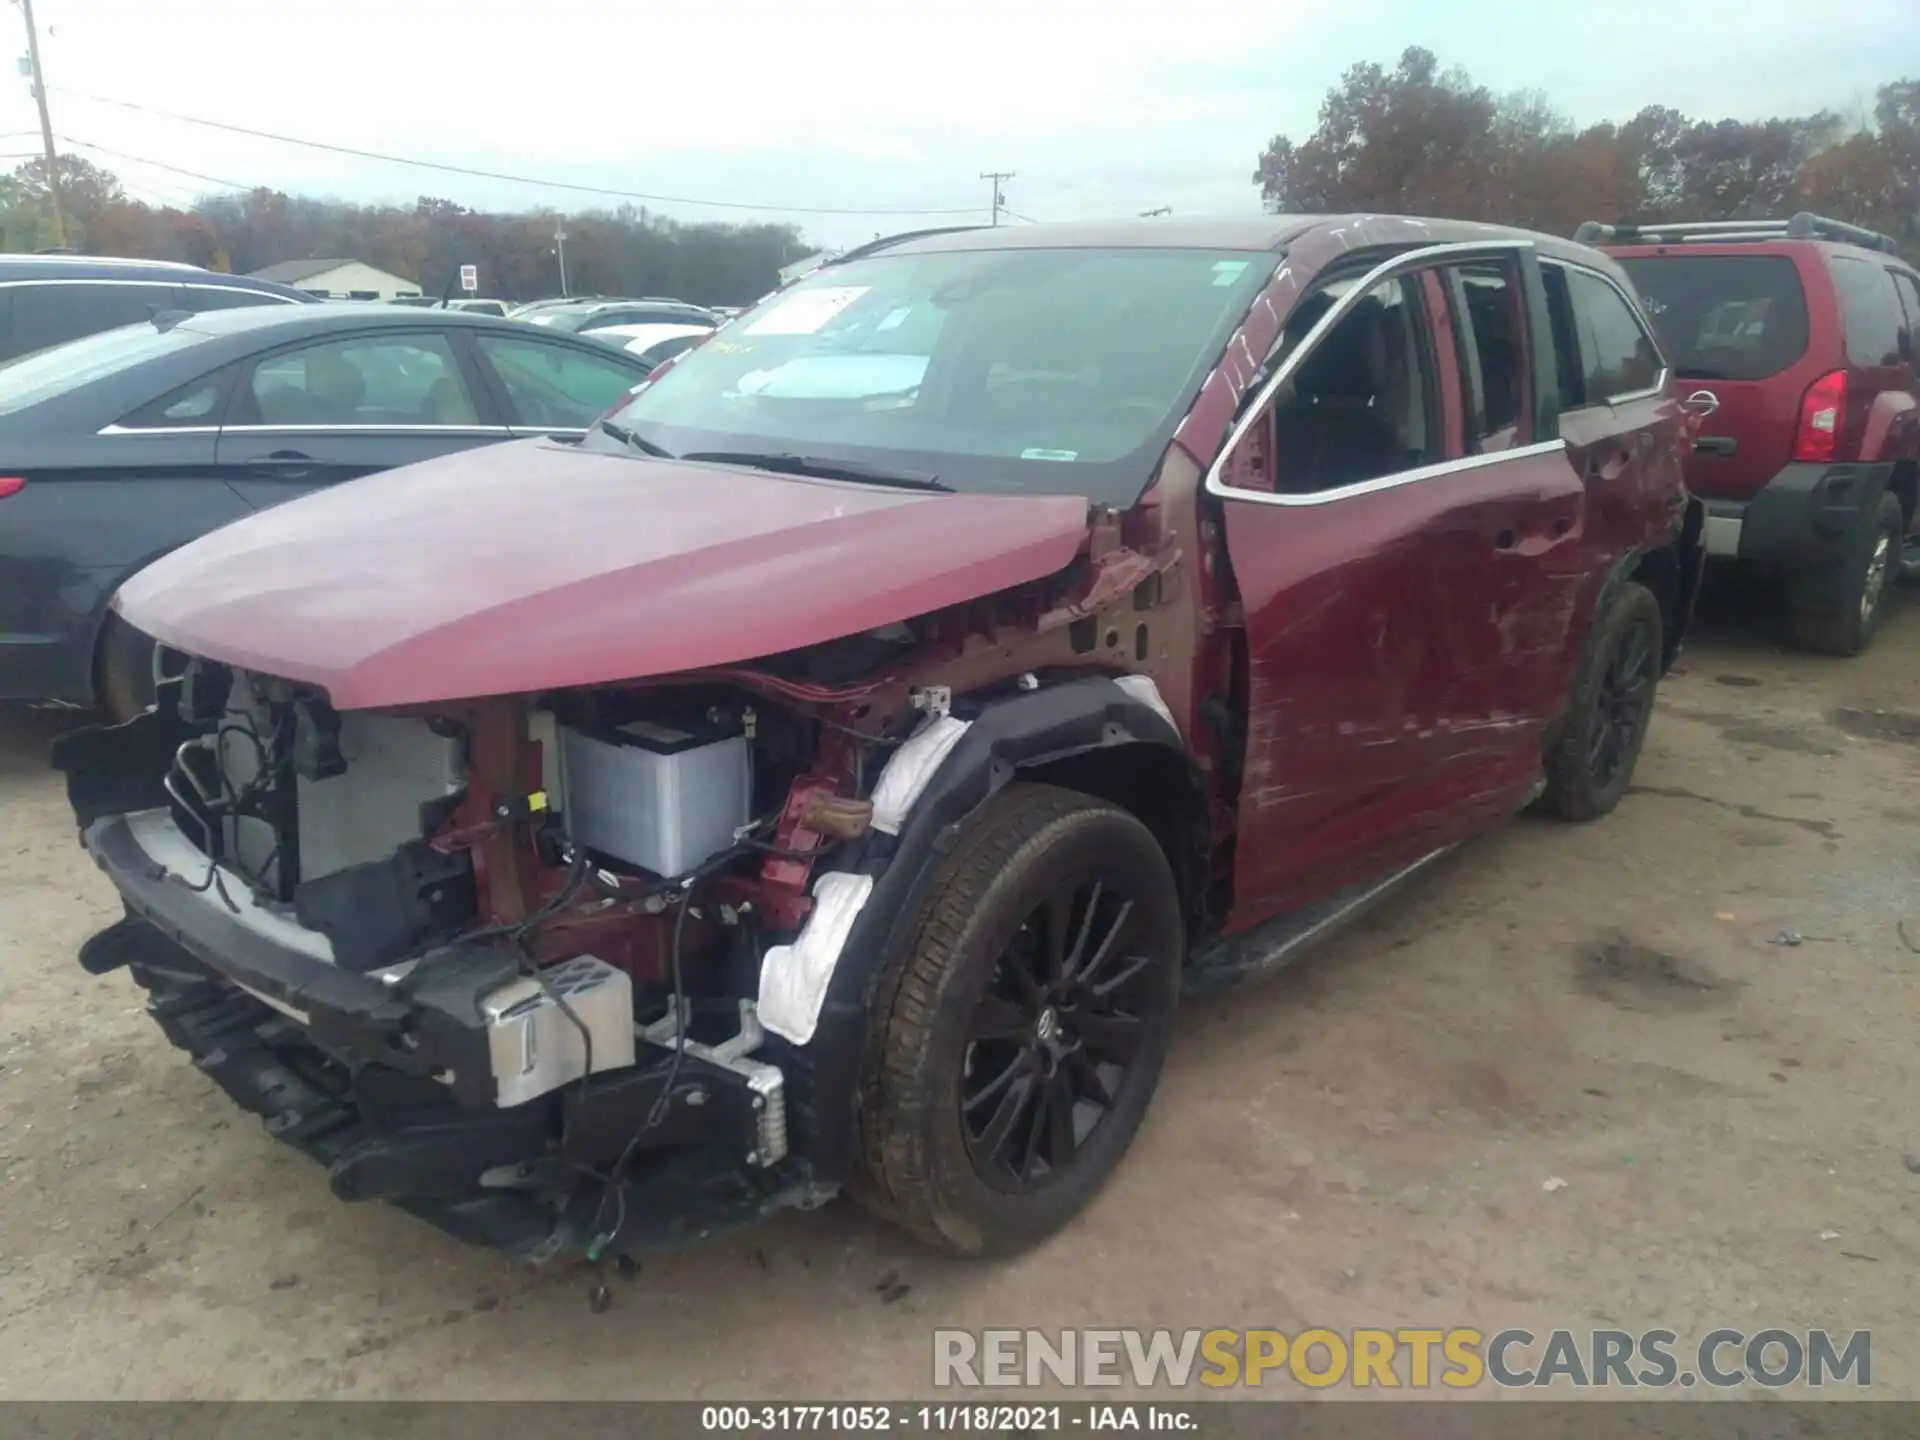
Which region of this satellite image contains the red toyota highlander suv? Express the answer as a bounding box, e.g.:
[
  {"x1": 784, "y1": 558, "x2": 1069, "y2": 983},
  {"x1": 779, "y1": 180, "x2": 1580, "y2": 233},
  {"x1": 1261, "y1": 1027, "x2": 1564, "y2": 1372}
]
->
[
  {"x1": 56, "y1": 217, "x2": 1700, "y2": 1264},
  {"x1": 1584, "y1": 213, "x2": 1920, "y2": 655}
]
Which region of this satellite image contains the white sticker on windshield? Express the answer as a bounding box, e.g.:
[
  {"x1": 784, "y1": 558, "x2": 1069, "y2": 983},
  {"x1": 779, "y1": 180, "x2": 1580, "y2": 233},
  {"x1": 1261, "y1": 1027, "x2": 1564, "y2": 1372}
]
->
[
  {"x1": 876, "y1": 307, "x2": 913, "y2": 331},
  {"x1": 1021, "y1": 447, "x2": 1078, "y2": 461},
  {"x1": 745, "y1": 286, "x2": 870, "y2": 336},
  {"x1": 1211, "y1": 260, "x2": 1251, "y2": 287}
]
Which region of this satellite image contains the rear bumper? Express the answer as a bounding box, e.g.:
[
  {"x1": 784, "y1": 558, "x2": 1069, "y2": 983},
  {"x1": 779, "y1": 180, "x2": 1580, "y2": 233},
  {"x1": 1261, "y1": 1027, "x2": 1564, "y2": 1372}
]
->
[
  {"x1": 78, "y1": 811, "x2": 808, "y2": 1258},
  {"x1": 1702, "y1": 461, "x2": 1894, "y2": 569}
]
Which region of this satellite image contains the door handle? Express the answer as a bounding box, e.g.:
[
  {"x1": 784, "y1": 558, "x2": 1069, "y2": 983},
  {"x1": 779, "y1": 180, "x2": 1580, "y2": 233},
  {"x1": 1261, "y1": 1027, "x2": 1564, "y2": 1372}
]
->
[{"x1": 244, "y1": 450, "x2": 319, "y2": 479}]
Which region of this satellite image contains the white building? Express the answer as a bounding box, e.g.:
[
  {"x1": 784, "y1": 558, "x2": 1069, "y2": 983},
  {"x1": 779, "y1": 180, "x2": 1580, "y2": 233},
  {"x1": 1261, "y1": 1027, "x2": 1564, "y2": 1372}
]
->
[{"x1": 248, "y1": 259, "x2": 422, "y2": 301}]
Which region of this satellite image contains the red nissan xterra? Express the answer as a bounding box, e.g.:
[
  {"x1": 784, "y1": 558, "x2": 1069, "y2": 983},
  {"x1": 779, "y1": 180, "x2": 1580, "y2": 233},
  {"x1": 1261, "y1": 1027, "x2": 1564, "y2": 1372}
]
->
[
  {"x1": 57, "y1": 217, "x2": 1701, "y2": 1262},
  {"x1": 1585, "y1": 212, "x2": 1920, "y2": 655}
]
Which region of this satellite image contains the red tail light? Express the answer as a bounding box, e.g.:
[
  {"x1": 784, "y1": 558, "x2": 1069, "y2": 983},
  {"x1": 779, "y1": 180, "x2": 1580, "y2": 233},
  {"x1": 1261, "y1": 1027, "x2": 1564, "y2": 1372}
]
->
[
  {"x1": 0, "y1": 477, "x2": 25, "y2": 500},
  {"x1": 1791, "y1": 369, "x2": 1847, "y2": 463}
]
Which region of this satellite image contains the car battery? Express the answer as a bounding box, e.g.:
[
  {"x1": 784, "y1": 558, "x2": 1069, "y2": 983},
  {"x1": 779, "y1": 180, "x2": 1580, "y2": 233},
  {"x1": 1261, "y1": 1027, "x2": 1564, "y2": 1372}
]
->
[{"x1": 557, "y1": 716, "x2": 750, "y2": 877}]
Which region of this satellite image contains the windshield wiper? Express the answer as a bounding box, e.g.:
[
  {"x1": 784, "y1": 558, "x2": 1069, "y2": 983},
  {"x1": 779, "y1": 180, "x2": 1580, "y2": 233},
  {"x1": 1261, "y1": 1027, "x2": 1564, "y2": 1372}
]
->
[
  {"x1": 596, "y1": 419, "x2": 675, "y2": 458},
  {"x1": 680, "y1": 451, "x2": 950, "y2": 492}
]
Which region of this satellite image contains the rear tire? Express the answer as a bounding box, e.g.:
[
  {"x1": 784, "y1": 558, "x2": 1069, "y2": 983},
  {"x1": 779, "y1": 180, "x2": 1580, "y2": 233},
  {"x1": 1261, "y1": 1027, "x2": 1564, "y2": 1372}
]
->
[
  {"x1": 1542, "y1": 581, "x2": 1663, "y2": 823},
  {"x1": 96, "y1": 614, "x2": 157, "y2": 723},
  {"x1": 1790, "y1": 493, "x2": 1902, "y2": 657},
  {"x1": 853, "y1": 784, "x2": 1182, "y2": 1256}
]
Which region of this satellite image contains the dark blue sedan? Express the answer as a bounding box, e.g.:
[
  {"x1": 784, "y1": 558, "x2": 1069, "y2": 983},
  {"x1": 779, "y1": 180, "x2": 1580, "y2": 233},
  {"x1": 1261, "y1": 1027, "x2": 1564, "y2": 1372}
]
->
[{"x1": 0, "y1": 304, "x2": 654, "y2": 715}]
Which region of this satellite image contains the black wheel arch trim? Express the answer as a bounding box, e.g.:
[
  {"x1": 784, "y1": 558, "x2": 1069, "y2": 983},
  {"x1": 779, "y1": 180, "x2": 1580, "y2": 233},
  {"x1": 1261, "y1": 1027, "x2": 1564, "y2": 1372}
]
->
[{"x1": 768, "y1": 674, "x2": 1194, "y2": 1188}]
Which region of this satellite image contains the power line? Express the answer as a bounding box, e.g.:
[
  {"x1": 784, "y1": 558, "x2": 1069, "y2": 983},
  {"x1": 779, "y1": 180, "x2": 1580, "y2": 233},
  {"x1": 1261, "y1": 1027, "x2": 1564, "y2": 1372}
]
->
[
  {"x1": 1002, "y1": 207, "x2": 1040, "y2": 225},
  {"x1": 60, "y1": 135, "x2": 254, "y2": 190},
  {"x1": 56, "y1": 89, "x2": 986, "y2": 218}
]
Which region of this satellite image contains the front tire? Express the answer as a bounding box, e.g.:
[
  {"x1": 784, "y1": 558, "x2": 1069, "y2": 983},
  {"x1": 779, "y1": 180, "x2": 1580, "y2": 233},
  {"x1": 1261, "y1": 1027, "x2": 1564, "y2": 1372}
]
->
[
  {"x1": 1542, "y1": 580, "x2": 1664, "y2": 822},
  {"x1": 1790, "y1": 492, "x2": 1902, "y2": 657},
  {"x1": 853, "y1": 784, "x2": 1183, "y2": 1256}
]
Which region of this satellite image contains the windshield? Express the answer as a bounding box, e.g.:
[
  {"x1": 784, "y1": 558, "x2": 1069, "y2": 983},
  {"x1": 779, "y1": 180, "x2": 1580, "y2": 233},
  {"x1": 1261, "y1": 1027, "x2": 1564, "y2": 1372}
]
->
[
  {"x1": 0, "y1": 320, "x2": 215, "y2": 417},
  {"x1": 1618, "y1": 254, "x2": 1809, "y2": 381},
  {"x1": 594, "y1": 245, "x2": 1275, "y2": 503}
]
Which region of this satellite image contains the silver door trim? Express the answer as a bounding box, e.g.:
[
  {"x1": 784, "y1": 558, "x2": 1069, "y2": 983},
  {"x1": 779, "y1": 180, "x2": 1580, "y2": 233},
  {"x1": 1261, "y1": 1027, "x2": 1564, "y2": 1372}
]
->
[{"x1": 1203, "y1": 239, "x2": 1539, "y2": 506}]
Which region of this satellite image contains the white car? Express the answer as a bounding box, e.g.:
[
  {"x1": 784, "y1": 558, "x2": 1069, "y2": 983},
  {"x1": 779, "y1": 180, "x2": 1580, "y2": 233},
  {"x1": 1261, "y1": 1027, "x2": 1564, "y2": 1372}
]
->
[{"x1": 589, "y1": 321, "x2": 716, "y2": 368}]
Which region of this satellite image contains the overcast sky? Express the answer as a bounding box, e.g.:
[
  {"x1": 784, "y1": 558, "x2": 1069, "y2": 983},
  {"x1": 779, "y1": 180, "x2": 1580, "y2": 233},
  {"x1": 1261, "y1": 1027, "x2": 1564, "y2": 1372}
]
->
[{"x1": 4, "y1": 0, "x2": 1917, "y2": 251}]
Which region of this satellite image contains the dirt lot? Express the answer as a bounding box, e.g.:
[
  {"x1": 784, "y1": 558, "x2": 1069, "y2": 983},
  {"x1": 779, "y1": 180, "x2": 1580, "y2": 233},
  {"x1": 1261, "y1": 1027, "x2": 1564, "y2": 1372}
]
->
[{"x1": 2, "y1": 589, "x2": 1917, "y2": 1401}]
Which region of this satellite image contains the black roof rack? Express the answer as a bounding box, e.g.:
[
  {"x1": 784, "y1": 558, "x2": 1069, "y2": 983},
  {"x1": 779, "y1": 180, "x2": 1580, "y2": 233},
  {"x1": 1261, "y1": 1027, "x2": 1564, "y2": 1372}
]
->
[{"x1": 1574, "y1": 212, "x2": 1901, "y2": 255}]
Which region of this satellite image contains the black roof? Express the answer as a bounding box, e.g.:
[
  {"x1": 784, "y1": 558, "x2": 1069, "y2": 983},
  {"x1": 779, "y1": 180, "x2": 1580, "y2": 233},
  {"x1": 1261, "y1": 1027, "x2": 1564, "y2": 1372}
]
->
[{"x1": 0, "y1": 252, "x2": 314, "y2": 300}]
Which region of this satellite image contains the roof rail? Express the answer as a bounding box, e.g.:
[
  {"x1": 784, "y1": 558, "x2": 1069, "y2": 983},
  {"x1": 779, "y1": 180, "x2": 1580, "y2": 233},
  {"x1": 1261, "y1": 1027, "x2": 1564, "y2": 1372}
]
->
[
  {"x1": 1575, "y1": 212, "x2": 1901, "y2": 254},
  {"x1": 824, "y1": 225, "x2": 992, "y2": 267}
]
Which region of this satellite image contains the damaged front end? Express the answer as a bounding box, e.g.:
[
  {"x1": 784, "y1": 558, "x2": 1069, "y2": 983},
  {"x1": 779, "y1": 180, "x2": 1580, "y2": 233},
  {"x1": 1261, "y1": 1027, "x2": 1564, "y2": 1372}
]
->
[
  {"x1": 54, "y1": 514, "x2": 1192, "y2": 1261},
  {"x1": 56, "y1": 649, "x2": 929, "y2": 1260}
]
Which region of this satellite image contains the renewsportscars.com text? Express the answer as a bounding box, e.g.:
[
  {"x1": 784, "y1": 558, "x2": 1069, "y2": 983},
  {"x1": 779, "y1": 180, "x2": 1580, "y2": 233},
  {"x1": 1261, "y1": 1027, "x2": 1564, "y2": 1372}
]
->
[{"x1": 932, "y1": 1327, "x2": 1871, "y2": 1391}]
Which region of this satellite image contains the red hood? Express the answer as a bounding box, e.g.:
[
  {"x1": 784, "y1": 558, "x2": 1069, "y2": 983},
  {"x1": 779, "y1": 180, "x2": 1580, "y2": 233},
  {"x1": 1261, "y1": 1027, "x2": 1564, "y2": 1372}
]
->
[{"x1": 117, "y1": 440, "x2": 1091, "y2": 708}]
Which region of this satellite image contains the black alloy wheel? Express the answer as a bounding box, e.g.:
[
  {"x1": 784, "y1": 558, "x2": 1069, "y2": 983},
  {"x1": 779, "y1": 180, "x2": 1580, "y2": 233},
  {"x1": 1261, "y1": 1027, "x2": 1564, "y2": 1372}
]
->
[
  {"x1": 1541, "y1": 579, "x2": 1665, "y2": 822},
  {"x1": 1587, "y1": 610, "x2": 1656, "y2": 793},
  {"x1": 853, "y1": 784, "x2": 1183, "y2": 1255},
  {"x1": 960, "y1": 877, "x2": 1165, "y2": 1191}
]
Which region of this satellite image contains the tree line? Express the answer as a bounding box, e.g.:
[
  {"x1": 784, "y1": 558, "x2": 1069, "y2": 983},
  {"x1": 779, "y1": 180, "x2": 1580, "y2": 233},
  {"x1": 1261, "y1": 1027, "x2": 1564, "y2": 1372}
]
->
[
  {"x1": 4, "y1": 51, "x2": 1914, "y2": 301},
  {"x1": 0, "y1": 157, "x2": 805, "y2": 306},
  {"x1": 1255, "y1": 49, "x2": 1920, "y2": 259}
]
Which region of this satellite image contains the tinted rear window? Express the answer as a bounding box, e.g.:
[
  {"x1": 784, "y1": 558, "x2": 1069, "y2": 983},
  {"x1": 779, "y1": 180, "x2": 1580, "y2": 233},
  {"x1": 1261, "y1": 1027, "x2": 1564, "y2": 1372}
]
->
[
  {"x1": 1617, "y1": 255, "x2": 1808, "y2": 381},
  {"x1": 0, "y1": 320, "x2": 215, "y2": 417},
  {"x1": 1828, "y1": 257, "x2": 1903, "y2": 368}
]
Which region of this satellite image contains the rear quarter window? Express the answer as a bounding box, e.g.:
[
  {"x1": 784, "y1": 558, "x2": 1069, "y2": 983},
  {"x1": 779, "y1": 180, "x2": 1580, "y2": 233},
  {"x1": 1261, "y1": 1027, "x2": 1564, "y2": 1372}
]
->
[
  {"x1": 1616, "y1": 254, "x2": 1809, "y2": 382},
  {"x1": 1828, "y1": 256, "x2": 1903, "y2": 368}
]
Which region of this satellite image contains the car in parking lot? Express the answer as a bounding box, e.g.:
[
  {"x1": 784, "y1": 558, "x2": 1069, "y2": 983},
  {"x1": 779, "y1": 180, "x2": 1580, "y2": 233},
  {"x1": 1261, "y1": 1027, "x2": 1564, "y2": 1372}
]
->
[
  {"x1": 1583, "y1": 212, "x2": 1920, "y2": 655},
  {"x1": 55, "y1": 216, "x2": 1698, "y2": 1265},
  {"x1": 0, "y1": 253, "x2": 314, "y2": 362},
  {"x1": 1, "y1": 304, "x2": 651, "y2": 716},
  {"x1": 520, "y1": 298, "x2": 718, "y2": 335},
  {"x1": 585, "y1": 319, "x2": 715, "y2": 367}
]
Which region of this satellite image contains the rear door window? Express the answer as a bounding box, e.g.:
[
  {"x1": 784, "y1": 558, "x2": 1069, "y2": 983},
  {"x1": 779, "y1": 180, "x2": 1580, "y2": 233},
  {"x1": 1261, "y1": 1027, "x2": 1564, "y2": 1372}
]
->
[
  {"x1": 238, "y1": 333, "x2": 481, "y2": 426},
  {"x1": 1441, "y1": 260, "x2": 1525, "y2": 446},
  {"x1": 1616, "y1": 255, "x2": 1808, "y2": 381},
  {"x1": 1538, "y1": 262, "x2": 1591, "y2": 410},
  {"x1": 1567, "y1": 270, "x2": 1664, "y2": 400},
  {"x1": 1829, "y1": 257, "x2": 1903, "y2": 367},
  {"x1": 1, "y1": 281, "x2": 183, "y2": 361}
]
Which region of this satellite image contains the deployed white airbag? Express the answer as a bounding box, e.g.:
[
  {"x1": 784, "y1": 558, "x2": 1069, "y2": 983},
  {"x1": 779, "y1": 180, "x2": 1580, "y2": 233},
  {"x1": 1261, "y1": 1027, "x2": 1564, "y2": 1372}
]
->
[
  {"x1": 757, "y1": 870, "x2": 876, "y2": 1045},
  {"x1": 869, "y1": 714, "x2": 971, "y2": 835}
]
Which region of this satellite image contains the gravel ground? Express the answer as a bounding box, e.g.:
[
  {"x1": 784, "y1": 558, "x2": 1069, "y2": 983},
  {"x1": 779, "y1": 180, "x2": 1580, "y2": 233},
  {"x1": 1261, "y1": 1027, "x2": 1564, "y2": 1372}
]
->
[{"x1": 1, "y1": 587, "x2": 1916, "y2": 1400}]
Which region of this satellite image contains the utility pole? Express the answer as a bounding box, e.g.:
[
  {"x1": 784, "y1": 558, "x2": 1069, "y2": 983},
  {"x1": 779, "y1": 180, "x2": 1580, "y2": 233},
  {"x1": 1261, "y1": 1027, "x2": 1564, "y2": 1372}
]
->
[
  {"x1": 553, "y1": 222, "x2": 569, "y2": 296},
  {"x1": 15, "y1": 0, "x2": 66, "y2": 247},
  {"x1": 979, "y1": 170, "x2": 1014, "y2": 226}
]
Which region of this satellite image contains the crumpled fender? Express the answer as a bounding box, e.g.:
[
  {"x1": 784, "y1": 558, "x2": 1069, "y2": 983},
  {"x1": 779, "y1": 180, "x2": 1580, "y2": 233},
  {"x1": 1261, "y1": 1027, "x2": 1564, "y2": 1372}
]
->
[{"x1": 754, "y1": 674, "x2": 1189, "y2": 1186}]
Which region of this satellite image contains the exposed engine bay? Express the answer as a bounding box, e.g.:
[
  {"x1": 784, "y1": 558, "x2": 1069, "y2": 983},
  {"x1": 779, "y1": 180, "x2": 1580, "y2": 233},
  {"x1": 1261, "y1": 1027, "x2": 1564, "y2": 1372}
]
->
[{"x1": 58, "y1": 640, "x2": 959, "y2": 1258}]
